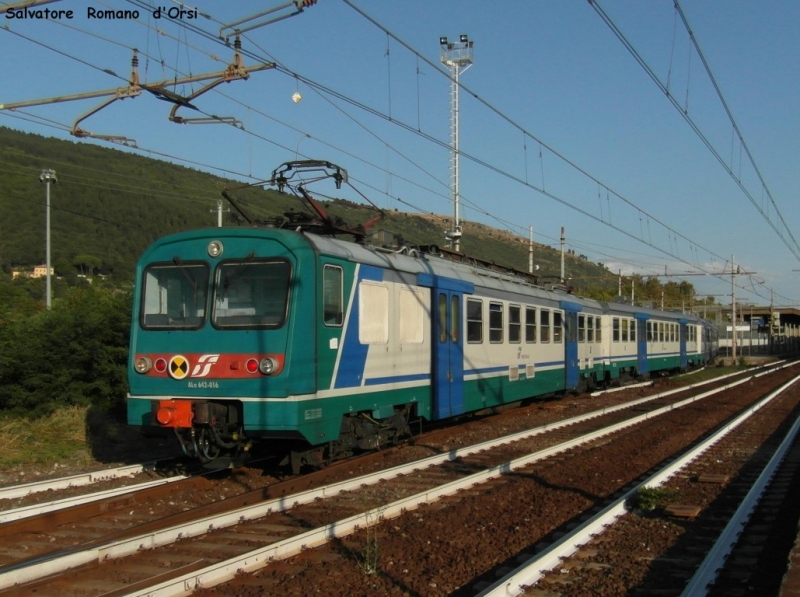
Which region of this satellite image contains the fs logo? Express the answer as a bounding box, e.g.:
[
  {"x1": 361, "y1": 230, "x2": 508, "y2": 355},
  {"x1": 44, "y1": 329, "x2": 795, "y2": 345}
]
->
[{"x1": 191, "y1": 354, "x2": 220, "y2": 378}]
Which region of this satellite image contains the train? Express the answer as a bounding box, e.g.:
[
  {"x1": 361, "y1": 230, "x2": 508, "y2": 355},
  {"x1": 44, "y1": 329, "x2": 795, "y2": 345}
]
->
[{"x1": 126, "y1": 161, "x2": 719, "y2": 470}]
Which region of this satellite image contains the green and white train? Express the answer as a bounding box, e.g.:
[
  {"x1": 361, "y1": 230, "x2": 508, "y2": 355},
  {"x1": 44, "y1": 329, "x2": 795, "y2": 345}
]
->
[
  {"x1": 127, "y1": 161, "x2": 718, "y2": 470},
  {"x1": 127, "y1": 227, "x2": 718, "y2": 470}
]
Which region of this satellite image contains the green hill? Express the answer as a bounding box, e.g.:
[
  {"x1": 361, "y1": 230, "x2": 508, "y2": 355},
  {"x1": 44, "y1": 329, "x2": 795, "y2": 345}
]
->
[{"x1": 0, "y1": 125, "x2": 623, "y2": 297}]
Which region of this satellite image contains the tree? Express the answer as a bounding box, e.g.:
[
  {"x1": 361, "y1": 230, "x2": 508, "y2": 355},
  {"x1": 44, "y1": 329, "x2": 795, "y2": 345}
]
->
[{"x1": 72, "y1": 254, "x2": 102, "y2": 276}]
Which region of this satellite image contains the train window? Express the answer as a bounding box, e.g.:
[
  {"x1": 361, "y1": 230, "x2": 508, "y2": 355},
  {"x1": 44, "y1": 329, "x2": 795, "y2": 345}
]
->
[
  {"x1": 399, "y1": 288, "x2": 424, "y2": 344},
  {"x1": 322, "y1": 265, "x2": 343, "y2": 326},
  {"x1": 525, "y1": 307, "x2": 537, "y2": 343},
  {"x1": 672, "y1": 324, "x2": 677, "y2": 342},
  {"x1": 613, "y1": 318, "x2": 620, "y2": 342},
  {"x1": 213, "y1": 260, "x2": 290, "y2": 329},
  {"x1": 467, "y1": 299, "x2": 483, "y2": 343},
  {"x1": 359, "y1": 282, "x2": 389, "y2": 344},
  {"x1": 489, "y1": 302, "x2": 504, "y2": 343},
  {"x1": 658, "y1": 322, "x2": 664, "y2": 342},
  {"x1": 509, "y1": 305, "x2": 521, "y2": 343},
  {"x1": 451, "y1": 295, "x2": 460, "y2": 343},
  {"x1": 540, "y1": 309, "x2": 551, "y2": 343},
  {"x1": 621, "y1": 319, "x2": 629, "y2": 343},
  {"x1": 587, "y1": 315, "x2": 594, "y2": 343},
  {"x1": 630, "y1": 319, "x2": 636, "y2": 342},
  {"x1": 142, "y1": 262, "x2": 209, "y2": 329},
  {"x1": 595, "y1": 317, "x2": 602, "y2": 343},
  {"x1": 437, "y1": 294, "x2": 447, "y2": 344},
  {"x1": 553, "y1": 311, "x2": 563, "y2": 343},
  {"x1": 578, "y1": 315, "x2": 586, "y2": 343},
  {"x1": 647, "y1": 322, "x2": 653, "y2": 342}
]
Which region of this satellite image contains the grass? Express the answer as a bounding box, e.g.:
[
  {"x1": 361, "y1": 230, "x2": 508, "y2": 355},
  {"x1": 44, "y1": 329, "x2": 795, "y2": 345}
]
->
[
  {"x1": 0, "y1": 405, "x2": 177, "y2": 470},
  {"x1": 0, "y1": 405, "x2": 92, "y2": 469}
]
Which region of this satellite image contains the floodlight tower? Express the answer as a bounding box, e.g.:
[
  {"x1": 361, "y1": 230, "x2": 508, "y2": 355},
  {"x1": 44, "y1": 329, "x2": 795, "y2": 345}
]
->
[{"x1": 439, "y1": 34, "x2": 473, "y2": 252}]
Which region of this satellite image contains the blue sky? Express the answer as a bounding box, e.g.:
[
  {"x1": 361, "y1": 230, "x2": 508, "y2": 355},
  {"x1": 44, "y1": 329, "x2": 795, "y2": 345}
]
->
[{"x1": 2, "y1": 0, "x2": 799, "y2": 308}]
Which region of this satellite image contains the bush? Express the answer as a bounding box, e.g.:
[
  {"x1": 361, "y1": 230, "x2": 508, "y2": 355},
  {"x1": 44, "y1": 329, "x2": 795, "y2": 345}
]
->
[{"x1": 0, "y1": 285, "x2": 131, "y2": 417}]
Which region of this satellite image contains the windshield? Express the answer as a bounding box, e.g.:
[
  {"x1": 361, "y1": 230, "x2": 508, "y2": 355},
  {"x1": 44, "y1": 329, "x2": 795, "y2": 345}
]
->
[
  {"x1": 213, "y1": 260, "x2": 291, "y2": 328},
  {"x1": 141, "y1": 262, "x2": 209, "y2": 329}
]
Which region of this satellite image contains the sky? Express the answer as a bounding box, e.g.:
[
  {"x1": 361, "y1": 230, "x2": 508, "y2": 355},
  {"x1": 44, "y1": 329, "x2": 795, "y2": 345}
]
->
[{"x1": 1, "y1": 0, "x2": 799, "y2": 308}]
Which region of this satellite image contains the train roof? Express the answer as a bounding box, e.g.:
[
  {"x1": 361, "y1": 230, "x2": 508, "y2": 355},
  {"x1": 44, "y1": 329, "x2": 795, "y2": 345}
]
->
[
  {"x1": 600, "y1": 299, "x2": 705, "y2": 323},
  {"x1": 306, "y1": 232, "x2": 604, "y2": 312}
]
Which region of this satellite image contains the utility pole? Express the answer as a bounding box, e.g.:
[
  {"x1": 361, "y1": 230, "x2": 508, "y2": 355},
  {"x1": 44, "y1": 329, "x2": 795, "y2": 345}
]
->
[
  {"x1": 731, "y1": 255, "x2": 737, "y2": 362},
  {"x1": 211, "y1": 199, "x2": 230, "y2": 227},
  {"x1": 727, "y1": 256, "x2": 755, "y2": 363},
  {"x1": 528, "y1": 226, "x2": 534, "y2": 274},
  {"x1": 770, "y1": 287, "x2": 774, "y2": 354},
  {"x1": 39, "y1": 169, "x2": 57, "y2": 309},
  {"x1": 560, "y1": 226, "x2": 565, "y2": 283},
  {"x1": 439, "y1": 34, "x2": 473, "y2": 252}
]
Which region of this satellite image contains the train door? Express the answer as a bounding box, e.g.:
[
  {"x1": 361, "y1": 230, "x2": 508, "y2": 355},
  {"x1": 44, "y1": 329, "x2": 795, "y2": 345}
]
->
[
  {"x1": 679, "y1": 320, "x2": 688, "y2": 370},
  {"x1": 417, "y1": 274, "x2": 474, "y2": 420},
  {"x1": 561, "y1": 301, "x2": 580, "y2": 391},
  {"x1": 636, "y1": 315, "x2": 649, "y2": 375},
  {"x1": 433, "y1": 290, "x2": 464, "y2": 418}
]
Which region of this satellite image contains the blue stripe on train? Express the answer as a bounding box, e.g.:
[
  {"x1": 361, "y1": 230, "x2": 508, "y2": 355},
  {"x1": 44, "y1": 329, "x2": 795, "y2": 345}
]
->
[
  {"x1": 365, "y1": 373, "x2": 431, "y2": 386},
  {"x1": 334, "y1": 265, "x2": 384, "y2": 389}
]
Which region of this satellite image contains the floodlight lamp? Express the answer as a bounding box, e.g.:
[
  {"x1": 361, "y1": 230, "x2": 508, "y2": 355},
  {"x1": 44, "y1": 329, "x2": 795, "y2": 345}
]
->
[
  {"x1": 460, "y1": 34, "x2": 468, "y2": 43},
  {"x1": 439, "y1": 36, "x2": 448, "y2": 46}
]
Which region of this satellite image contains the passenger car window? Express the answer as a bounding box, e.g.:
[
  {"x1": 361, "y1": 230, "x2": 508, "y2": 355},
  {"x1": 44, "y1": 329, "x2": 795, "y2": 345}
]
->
[
  {"x1": 489, "y1": 302, "x2": 504, "y2": 343},
  {"x1": 467, "y1": 299, "x2": 483, "y2": 343}
]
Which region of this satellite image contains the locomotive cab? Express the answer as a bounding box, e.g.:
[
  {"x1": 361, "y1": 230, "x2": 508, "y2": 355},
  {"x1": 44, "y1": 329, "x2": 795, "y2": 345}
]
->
[{"x1": 127, "y1": 230, "x2": 315, "y2": 464}]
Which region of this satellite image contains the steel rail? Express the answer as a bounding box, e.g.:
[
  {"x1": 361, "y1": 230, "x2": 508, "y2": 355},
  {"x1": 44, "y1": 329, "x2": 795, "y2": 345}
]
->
[
  {"x1": 0, "y1": 476, "x2": 187, "y2": 524},
  {"x1": 0, "y1": 463, "x2": 159, "y2": 501}
]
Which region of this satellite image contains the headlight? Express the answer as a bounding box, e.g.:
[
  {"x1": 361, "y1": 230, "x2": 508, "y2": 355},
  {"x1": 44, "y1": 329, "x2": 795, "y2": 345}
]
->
[
  {"x1": 134, "y1": 356, "x2": 153, "y2": 374},
  {"x1": 207, "y1": 240, "x2": 224, "y2": 258},
  {"x1": 259, "y1": 357, "x2": 279, "y2": 375}
]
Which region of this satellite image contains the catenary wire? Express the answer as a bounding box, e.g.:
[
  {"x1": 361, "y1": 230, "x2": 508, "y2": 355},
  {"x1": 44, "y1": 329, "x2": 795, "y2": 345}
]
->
[{"x1": 3, "y1": 3, "x2": 792, "y2": 305}]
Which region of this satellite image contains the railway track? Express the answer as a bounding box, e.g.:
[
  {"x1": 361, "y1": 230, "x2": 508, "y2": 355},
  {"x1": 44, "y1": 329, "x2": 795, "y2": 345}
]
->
[
  {"x1": 479, "y1": 364, "x2": 800, "y2": 596},
  {"x1": 0, "y1": 463, "x2": 164, "y2": 501},
  {"x1": 0, "y1": 363, "x2": 794, "y2": 596}
]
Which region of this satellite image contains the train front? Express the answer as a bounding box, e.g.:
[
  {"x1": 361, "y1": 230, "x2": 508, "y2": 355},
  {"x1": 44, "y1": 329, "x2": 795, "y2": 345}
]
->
[{"x1": 126, "y1": 228, "x2": 315, "y2": 464}]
